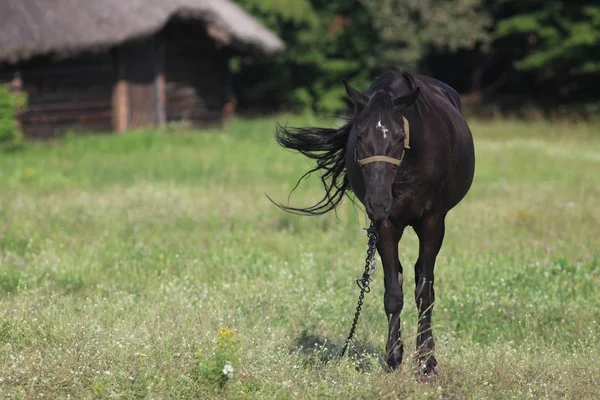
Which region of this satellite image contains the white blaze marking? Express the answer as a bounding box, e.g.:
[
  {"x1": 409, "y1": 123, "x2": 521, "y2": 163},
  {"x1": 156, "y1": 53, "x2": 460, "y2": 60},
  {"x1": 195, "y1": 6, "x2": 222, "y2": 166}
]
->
[{"x1": 376, "y1": 120, "x2": 388, "y2": 139}]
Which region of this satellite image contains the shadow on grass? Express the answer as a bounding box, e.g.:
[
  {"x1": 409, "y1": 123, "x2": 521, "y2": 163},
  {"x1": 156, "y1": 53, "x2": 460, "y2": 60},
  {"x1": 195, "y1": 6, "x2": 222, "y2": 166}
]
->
[{"x1": 290, "y1": 330, "x2": 387, "y2": 372}]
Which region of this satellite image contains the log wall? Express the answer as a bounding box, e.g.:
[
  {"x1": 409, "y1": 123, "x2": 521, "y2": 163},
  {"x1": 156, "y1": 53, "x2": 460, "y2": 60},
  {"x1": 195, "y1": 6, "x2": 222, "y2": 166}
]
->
[
  {"x1": 120, "y1": 38, "x2": 161, "y2": 129},
  {"x1": 163, "y1": 21, "x2": 234, "y2": 126},
  {"x1": 15, "y1": 52, "x2": 116, "y2": 138}
]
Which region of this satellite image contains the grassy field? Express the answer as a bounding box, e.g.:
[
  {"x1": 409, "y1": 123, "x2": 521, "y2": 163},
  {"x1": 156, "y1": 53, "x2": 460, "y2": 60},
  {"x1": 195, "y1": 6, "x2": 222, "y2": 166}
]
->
[{"x1": 0, "y1": 116, "x2": 599, "y2": 399}]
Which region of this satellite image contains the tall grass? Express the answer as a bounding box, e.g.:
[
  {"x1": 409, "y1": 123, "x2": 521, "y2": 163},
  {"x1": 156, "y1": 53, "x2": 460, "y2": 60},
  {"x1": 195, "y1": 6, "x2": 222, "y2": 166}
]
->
[{"x1": 0, "y1": 116, "x2": 599, "y2": 399}]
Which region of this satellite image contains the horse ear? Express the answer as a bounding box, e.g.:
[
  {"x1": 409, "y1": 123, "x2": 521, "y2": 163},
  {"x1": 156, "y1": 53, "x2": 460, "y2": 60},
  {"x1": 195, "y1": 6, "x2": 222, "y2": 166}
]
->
[
  {"x1": 342, "y1": 79, "x2": 368, "y2": 110},
  {"x1": 394, "y1": 87, "x2": 421, "y2": 111}
]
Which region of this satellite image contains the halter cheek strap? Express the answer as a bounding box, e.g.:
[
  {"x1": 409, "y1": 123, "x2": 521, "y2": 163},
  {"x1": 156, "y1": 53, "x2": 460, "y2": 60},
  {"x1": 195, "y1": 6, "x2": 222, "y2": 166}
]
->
[{"x1": 357, "y1": 117, "x2": 411, "y2": 167}]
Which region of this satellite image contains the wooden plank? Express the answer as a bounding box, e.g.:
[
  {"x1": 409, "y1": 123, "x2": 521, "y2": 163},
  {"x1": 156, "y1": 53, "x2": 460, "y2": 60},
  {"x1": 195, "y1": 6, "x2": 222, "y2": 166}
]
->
[
  {"x1": 154, "y1": 37, "x2": 166, "y2": 127},
  {"x1": 25, "y1": 100, "x2": 110, "y2": 112},
  {"x1": 21, "y1": 65, "x2": 114, "y2": 80},
  {"x1": 128, "y1": 82, "x2": 155, "y2": 128},
  {"x1": 116, "y1": 79, "x2": 128, "y2": 132},
  {"x1": 166, "y1": 108, "x2": 221, "y2": 120},
  {"x1": 112, "y1": 46, "x2": 129, "y2": 133},
  {"x1": 20, "y1": 112, "x2": 112, "y2": 124},
  {"x1": 23, "y1": 89, "x2": 113, "y2": 104},
  {"x1": 21, "y1": 108, "x2": 112, "y2": 120},
  {"x1": 122, "y1": 38, "x2": 158, "y2": 129},
  {"x1": 165, "y1": 86, "x2": 198, "y2": 97}
]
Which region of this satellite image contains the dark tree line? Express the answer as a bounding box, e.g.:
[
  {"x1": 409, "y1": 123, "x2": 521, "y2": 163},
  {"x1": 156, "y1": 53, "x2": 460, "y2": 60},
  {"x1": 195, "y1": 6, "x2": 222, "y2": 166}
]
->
[{"x1": 233, "y1": 0, "x2": 600, "y2": 118}]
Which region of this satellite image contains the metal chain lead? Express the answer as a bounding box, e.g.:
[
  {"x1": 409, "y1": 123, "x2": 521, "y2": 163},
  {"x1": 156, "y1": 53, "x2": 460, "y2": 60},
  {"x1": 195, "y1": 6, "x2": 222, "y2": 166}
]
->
[{"x1": 340, "y1": 222, "x2": 379, "y2": 358}]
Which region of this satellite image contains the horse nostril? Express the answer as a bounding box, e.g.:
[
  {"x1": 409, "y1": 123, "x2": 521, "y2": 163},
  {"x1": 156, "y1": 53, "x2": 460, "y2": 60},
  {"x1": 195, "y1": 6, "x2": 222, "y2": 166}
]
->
[{"x1": 365, "y1": 196, "x2": 392, "y2": 220}]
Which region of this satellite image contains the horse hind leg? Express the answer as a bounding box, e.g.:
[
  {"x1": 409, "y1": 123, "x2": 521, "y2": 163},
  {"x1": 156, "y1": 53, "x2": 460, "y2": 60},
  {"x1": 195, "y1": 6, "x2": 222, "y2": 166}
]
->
[
  {"x1": 377, "y1": 220, "x2": 405, "y2": 370},
  {"x1": 413, "y1": 214, "x2": 446, "y2": 378}
]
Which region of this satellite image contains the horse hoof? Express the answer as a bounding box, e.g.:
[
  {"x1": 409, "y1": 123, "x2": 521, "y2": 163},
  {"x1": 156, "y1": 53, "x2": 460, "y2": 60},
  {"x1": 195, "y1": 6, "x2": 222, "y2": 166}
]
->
[
  {"x1": 385, "y1": 362, "x2": 403, "y2": 374},
  {"x1": 385, "y1": 350, "x2": 403, "y2": 371},
  {"x1": 416, "y1": 356, "x2": 438, "y2": 382},
  {"x1": 417, "y1": 372, "x2": 437, "y2": 384}
]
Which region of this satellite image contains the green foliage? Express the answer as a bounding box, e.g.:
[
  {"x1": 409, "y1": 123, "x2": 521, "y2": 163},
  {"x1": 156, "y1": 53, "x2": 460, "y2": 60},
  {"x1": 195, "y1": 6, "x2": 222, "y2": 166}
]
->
[
  {"x1": 234, "y1": 0, "x2": 375, "y2": 114},
  {"x1": 494, "y1": 1, "x2": 600, "y2": 74},
  {"x1": 196, "y1": 327, "x2": 241, "y2": 392},
  {"x1": 0, "y1": 84, "x2": 26, "y2": 152},
  {"x1": 361, "y1": 0, "x2": 492, "y2": 67},
  {"x1": 229, "y1": 0, "x2": 600, "y2": 113},
  {"x1": 237, "y1": 0, "x2": 318, "y2": 26},
  {"x1": 234, "y1": 0, "x2": 491, "y2": 114}
]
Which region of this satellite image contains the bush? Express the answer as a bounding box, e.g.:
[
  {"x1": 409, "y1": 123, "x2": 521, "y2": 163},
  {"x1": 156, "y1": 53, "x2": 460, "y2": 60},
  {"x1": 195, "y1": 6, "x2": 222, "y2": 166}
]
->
[
  {"x1": 195, "y1": 327, "x2": 241, "y2": 393},
  {"x1": 0, "y1": 84, "x2": 26, "y2": 152}
]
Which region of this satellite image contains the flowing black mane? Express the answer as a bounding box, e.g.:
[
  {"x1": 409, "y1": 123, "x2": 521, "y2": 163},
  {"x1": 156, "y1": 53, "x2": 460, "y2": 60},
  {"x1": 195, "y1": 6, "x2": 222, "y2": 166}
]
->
[{"x1": 270, "y1": 67, "x2": 437, "y2": 216}]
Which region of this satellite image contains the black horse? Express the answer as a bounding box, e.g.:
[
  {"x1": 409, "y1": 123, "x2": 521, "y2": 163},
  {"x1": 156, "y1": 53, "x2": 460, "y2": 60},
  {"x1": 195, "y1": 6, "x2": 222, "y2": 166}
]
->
[{"x1": 272, "y1": 67, "x2": 475, "y2": 376}]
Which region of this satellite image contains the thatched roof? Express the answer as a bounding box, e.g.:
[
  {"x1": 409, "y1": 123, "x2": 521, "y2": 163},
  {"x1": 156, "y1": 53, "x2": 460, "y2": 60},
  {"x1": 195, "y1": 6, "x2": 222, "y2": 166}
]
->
[{"x1": 0, "y1": 0, "x2": 285, "y2": 63}]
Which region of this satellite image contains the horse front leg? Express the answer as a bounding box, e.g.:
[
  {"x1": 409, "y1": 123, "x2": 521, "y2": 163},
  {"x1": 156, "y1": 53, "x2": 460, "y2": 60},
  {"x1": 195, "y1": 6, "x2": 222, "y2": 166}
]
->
[
  {"x1": 413, "y1": 214, "x2": 446, "y2": 378},
  {"x1": 377, "y1": 219, "x2": 405, "y2": 370}
]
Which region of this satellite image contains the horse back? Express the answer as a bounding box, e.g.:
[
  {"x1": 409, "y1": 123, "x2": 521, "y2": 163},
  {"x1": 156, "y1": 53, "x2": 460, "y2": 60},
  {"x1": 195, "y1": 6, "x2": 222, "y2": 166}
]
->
[
  {"x1": 415, "y1": 74, "x2": 474, "y2": 212},
  {"x1": 418, "y1": 75, "x2": 462, "y2": 113}
]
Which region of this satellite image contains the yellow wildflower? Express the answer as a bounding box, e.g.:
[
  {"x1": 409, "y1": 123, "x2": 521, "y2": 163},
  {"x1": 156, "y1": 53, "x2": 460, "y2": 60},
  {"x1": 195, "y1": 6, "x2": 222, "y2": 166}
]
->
[{"x1": 218, "y1": 327, "x2": 237, "y2": 336}]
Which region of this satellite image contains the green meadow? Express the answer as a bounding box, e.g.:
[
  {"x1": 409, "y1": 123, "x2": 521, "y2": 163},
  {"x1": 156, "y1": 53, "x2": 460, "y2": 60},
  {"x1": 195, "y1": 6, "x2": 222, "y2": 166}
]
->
[{"x1": 0, "y1": 116, "x2": 599, "y2": 399}]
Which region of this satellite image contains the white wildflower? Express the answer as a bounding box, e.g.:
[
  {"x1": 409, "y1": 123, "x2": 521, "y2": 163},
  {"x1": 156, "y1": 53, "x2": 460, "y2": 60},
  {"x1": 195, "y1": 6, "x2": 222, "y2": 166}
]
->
[{"x1": 222, "y1": 362, "x2": 234, "y2": 379}]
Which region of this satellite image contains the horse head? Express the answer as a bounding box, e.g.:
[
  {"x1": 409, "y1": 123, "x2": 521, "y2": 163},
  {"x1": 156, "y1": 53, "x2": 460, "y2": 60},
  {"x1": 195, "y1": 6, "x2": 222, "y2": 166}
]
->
[{"x1": 342, "y1": 79, "x2": 420, "y2": 221}]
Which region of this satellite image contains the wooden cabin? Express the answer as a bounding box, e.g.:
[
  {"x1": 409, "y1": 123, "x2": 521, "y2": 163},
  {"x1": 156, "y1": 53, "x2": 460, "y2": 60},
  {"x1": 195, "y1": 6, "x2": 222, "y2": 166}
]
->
[{"x1": 0, "y1": 0, "x2": 285, "y2": 138}]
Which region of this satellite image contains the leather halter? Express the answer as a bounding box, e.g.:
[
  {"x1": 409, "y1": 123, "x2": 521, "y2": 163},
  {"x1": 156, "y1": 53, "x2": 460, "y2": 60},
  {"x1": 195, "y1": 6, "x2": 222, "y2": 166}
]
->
[{"x1": 357, "y1": 116, "x2": 411, "y2": 167}]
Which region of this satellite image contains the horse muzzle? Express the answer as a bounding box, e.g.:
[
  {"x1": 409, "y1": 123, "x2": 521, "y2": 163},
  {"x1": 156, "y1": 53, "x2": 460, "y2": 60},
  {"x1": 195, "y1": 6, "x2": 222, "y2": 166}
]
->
[{"x1": 365, "y1": 195, "x2": 392, "y2": 221}]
